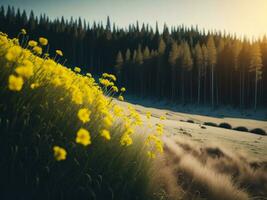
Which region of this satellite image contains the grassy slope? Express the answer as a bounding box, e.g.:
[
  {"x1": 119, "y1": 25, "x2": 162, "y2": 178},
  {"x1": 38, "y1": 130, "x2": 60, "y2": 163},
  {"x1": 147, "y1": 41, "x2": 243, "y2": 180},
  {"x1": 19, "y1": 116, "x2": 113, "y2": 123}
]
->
[{"x1": 0, "y1": 34, "x2": 164, "y2": 200}]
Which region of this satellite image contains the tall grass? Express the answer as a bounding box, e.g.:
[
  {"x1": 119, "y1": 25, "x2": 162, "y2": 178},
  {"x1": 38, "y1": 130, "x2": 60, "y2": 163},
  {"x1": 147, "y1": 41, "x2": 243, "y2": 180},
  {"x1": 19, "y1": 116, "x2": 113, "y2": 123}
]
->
[
  {"x1": 159, "y1": 137, "x2": 267, "y2": 200},
  {"x1": 0, "y1": 31, "x2": 164, "y2": 200}
]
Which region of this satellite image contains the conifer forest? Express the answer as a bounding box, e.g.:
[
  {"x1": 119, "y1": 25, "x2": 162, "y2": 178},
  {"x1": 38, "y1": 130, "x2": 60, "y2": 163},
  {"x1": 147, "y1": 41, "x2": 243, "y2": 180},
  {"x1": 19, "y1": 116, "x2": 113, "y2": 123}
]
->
[{"x1": 1, "y1": 5, "x2": 266, "y2": 108}]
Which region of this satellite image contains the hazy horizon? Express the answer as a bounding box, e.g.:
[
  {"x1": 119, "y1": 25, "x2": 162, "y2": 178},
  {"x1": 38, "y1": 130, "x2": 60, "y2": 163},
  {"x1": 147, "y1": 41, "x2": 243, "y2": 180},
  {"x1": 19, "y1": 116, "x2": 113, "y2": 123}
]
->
[{"x1": 1, "y1": 0, "x2": 267, "y2": 38}]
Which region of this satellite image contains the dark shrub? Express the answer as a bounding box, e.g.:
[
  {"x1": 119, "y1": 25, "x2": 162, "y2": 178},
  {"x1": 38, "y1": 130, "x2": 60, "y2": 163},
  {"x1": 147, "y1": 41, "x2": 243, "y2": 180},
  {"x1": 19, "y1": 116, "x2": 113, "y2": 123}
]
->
[
  {"x1": 187, "y1": 119, "x2": 195, "y2": 124},
  {"x1": 250, "y1": 128, "x2": 266, "y2": 136},
  {"x1": 203, "y1": 122, "x2": 218, "y2": 127},
  {"x1": 233, "y1": 126, "x2": 249, "y2": 132},
  {"x1": 219, "y1": 122, "x2": 232, "y2": 129}
]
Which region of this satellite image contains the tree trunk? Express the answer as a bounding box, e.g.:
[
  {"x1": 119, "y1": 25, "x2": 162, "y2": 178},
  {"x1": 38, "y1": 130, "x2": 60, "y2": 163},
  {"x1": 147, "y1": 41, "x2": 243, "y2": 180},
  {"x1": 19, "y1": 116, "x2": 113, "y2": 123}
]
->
[
  {"x1": 198, "y1": 68, "x2": 201, "y2": 104},
  {"x1": 239, "y1": 72, "x2": 242, "y2": 108},
  {"x1": 211, "y1": 65, "x2": 214, "y2": 108},
  {"x1": 254, "y1": 71, "x2": 258, "y2": 110}
]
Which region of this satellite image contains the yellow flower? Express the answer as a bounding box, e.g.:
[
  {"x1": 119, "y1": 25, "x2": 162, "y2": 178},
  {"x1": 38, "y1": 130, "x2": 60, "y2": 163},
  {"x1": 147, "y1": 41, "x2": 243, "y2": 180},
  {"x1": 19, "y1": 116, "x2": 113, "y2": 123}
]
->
[
  {"x1": 76, "y1": 128, "x2": 91, "y2": 146},
  {"x1": 118, "y1": 95, "x2": 124, "y2": 101},
  {"x1": 77, "y1": 108, "x2": 91, "y2": 123},
  {"x1": 8, "y1": 75, "x2": 24, "y2": 91},
  {"x1": 102, "y1": 73, "x2": 116, "y2": 81},
  {"x1": 21, "y1": 29, "x2": 27, "y2": 35},
  {"x1": 160, "y1": 115, "x2": 166, "y2": 120},
  {"x1": 155, "y1": 141, "x2": 164, "y2": 153},
  {"x1": 74, "y1": 67, "x2": 81, "y2": 73},
  {"x1": 109, "y1": 74, "x2": 116, "y2": 82},
  {"x1": 111, "y1": 86, "x2": 119, "y2": 92},
  {"x1": 71, "y1": 88, "x2": 83, "y2": 104},
  {"x1": 100, "y1": 129, "x2": 111, "y2": 140},
  {"x1": 86, "y1": 73, "x2": 92, "y2": 77},
  {"x1": 51, "y1": 77, "x2": 62, "y2": 87},
  {"x1": 39, "y1": 37, "x2": 48, "y2": 46},
  {"x1": 120, "y1": 133, "x2": 133, "y2": 146},
  {"x1": 33, "y1": 46, "x2": 42, "y2": 55},
  {"x1": 156, "y1": 124, "x2": 164, "y2": 135},
  {"x1": 113, "y1": 105, "x2": 123, "y2": 117},
  {"x1": 44, "y1": 53, "x2": 49, "y2": 58},
  {"x1": 99, "y1": 78, "x2": 112, "y2": 87},
  {"x1": 56, "y1": 49, "x2": 63, "y2": 56},
  {"x1": 146, "y1": 111, "x2": 151, "y2": 119},
  {"x1": 28, "y1": 40, "x2": 37, "y2": 47},
  {"x1": 5, "y1": 46, "x2": 22, "y2": 62},
  {"x1": 103, "y1": 116, "x2": 113, "y2": 128},
  {"x1": 15, "y1": 60, "x2": 34, "y2": 78},
  {"x1": 120, "y1": 87, "x2": 126, "y2": 92},
  {"x1": 147, "y1": 151, "x2": 156, "y2": 159},
  {"x1": 30, "y1": 83, "x2": 40, "y2": 89},
  {"x1": 53, "y1": 146, "x2": 67, "y2": 161}
]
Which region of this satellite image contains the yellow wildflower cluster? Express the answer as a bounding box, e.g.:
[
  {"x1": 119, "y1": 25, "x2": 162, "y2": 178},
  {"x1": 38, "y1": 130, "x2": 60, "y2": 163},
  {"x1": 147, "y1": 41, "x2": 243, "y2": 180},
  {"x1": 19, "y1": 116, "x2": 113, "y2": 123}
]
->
[
  {"x1": 0, "y1": 30, "x2": 164, "y2": 162},
  {"x1": 146, "y1": 111, "x2": 151, "y2": 119},
  {"x1": 28, "y1": 40, "x2": 37, "y2": 47},
  {"x1": 53, "y1": 146, "x2": 67, "y2": 161},
  {"x1": 8, "y1": 75, "x2": 24, "y2": 91},
  {"x1": 74, "y1": 67, "x2": 81, "y2": 73},
  {"x1": 160, "y1": 115, "x2": 166, "y2": 120},
  {"x1": 15, "y1": 60, "x2": 34, "y2": 78},
  {"x1": 5, "y1": 46, "x2": 22, "y2": 62},
  {"x1": 76, "y1": 128, "x2": 91, "y2": 146},
  {"x1": 78, "y1": 108, "x2": 91, "y2": 123},
  {"x1": 100, "y1": 129, "x2": 111, "y2": 140},
  {"x1": 21, "y1": 29, "x2": 27, "y2": 35},
  {"x1": 120, "y1": 87, "x2": 126, "y2": 92},
  {"x1": 99, "y1": 78, "x2": 114, "y2": 87},
  {"x1": 39, "y1": 37, "x2": 48, "y2": 46},
  {"x1": 145, "y1": 132, "x2": 164, "y2": 159},
  {"x1": 56, "y1": 49, "x2": 63, "y2": 56},
  {"x1": 102, "y1": 73, "x2": 116, "y2": 81}
]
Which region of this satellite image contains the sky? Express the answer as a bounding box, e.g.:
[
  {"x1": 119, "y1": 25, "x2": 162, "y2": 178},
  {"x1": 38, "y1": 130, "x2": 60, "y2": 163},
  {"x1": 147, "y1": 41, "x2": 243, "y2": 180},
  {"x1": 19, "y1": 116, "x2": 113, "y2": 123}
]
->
[{"x1": 1, "y1": 0, "x2": 267, "y2": 38}]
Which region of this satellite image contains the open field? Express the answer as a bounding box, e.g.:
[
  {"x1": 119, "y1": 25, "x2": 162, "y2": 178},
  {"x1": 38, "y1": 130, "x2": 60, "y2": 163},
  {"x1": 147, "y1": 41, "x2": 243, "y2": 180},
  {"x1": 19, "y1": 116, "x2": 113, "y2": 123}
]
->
[
  {"x1": 117, "y1": 100, "x2": 267, "y2": 160},
  {"x1": 117, "y1": 100, "x2": 267, "y2": 200}
]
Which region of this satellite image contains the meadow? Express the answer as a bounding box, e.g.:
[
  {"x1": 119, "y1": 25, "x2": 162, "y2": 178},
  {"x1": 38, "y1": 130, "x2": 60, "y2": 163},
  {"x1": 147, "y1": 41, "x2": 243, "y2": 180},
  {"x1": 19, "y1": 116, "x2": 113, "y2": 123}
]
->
[{"x1": 0, "y1": 30, "x2": 165, "y2": 200}]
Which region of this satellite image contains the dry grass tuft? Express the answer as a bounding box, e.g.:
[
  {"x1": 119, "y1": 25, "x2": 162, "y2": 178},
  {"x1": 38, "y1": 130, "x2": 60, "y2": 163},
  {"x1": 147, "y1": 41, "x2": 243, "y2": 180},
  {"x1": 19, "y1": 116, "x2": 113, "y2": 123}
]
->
[{"x1": 155, "y1": 136, "x2": 267, "y2": 200}]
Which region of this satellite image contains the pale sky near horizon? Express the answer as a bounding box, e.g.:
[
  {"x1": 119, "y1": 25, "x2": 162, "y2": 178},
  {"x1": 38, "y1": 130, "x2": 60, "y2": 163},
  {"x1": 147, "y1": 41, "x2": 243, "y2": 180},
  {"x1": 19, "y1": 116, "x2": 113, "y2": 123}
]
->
[{"x1": 1, "y1": 0, "x2": 267, "y2": 38}]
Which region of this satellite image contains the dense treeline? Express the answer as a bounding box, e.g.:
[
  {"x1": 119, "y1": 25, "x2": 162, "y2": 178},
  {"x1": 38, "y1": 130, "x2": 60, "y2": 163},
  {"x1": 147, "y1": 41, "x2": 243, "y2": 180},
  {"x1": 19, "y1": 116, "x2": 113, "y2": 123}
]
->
[{"x1": 1, "y1": 5, "x2": 266, "y2": 108}]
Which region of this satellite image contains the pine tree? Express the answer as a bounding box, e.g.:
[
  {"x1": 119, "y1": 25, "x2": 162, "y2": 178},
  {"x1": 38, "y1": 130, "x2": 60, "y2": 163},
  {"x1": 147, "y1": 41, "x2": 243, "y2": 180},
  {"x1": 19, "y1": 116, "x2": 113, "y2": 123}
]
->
[
  {"x1": 231, "y1": 40, "x2": 242, "y2": 106},
  {"x1": 249, "y1": 43, "x2": 263, "y2": 109},
  {"x1": 158, "y1": 37, "x2": 166, "y2": 55},
  {"x1": 168, "y1": 41, "x2": 179, "y2": 66},
  {"x1": 143, "y1": 46, "x2": 150, "y2": 59},
  {"x1": 195, "y1": 43, "x2": 204, "y2": 104},
  {"x1": 207, "y1": 36, "x2": 217, "y2": 107},
  {"x1": 181, "y1": 42, "x2": 193, "y2": 103},
  {"x1": 132, "y1": 50, "x2": 137, "y2": 61},
  {"x1": 168, "y1": 41, "x2": 180, "y2": 99},
  {"x1": 125, "y1": 49, "x2": 131, "y2": 62},
  {"x1": 202, "y1": 44, "x2": 209, "y2": 104},
  {"x1": 136, "y1": 45, "x2": 143, "y2": 64},
  {"x1": 115, "y1": 51, "x2": 124, "y2": 76}
]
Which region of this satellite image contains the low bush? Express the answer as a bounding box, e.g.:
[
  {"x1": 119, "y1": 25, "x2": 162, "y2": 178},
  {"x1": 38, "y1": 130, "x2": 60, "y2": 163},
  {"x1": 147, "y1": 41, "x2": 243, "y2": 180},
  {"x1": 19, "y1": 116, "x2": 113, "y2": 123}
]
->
[
  {"x1": 250, "y1": 128, "x2": 266, "y2": 136},
  {"x1": 218, "y1": 122, "x2": 232, "y2": 129},
  {"x1": 203, "y1": 122, "x2": 218, "y2": 127},
  {"x1": 187, "y1": 119, "x2": 195, "y2": 124},
  {"x1": 233, "y1": 126, "x2": 249, "y2": 132}
]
